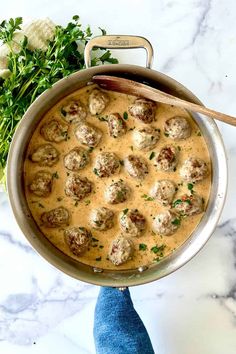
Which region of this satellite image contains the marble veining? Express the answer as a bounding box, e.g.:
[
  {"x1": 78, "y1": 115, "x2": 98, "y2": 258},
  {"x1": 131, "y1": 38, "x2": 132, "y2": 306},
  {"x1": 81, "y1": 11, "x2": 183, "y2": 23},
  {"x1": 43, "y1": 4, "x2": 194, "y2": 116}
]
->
[{"x1": 1, "y1": 0, "x2": 236, "y2": 353}]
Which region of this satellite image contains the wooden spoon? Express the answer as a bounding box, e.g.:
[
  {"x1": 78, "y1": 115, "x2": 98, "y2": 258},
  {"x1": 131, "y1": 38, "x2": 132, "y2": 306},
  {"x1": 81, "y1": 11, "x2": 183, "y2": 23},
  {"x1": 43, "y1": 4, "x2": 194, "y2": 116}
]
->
[{"x1": 93, "y1": 75, "x2": 236, "y2": 126}]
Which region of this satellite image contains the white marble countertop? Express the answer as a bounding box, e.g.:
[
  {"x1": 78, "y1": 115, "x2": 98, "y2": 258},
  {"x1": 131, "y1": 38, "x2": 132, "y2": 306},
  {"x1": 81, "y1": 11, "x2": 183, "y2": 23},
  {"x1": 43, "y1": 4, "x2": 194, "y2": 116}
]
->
[{"x1": 1, "y1": 0, "x2": 236, "y2": 353}]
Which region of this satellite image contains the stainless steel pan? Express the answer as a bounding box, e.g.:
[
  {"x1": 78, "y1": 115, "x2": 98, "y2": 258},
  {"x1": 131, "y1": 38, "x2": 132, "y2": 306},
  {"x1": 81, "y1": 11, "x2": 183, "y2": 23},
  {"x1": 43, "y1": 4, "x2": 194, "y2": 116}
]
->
[{"x1": 7, "y1": 36, "x2": 227, "y2": 287}]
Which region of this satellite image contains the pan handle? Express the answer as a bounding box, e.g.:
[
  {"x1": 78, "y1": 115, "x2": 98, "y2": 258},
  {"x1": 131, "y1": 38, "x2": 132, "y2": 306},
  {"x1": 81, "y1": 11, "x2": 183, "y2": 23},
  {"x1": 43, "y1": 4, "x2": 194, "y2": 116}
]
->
[{"x1": 84, "y1": 35, "x2": 154, "y2": 69}]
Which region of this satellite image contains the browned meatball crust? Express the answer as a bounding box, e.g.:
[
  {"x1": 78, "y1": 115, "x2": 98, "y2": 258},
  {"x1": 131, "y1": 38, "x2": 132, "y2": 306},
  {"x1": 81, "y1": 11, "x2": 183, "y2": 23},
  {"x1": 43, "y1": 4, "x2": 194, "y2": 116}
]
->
[
  {"x1": 128, "y1": 98, "x2": 156, "y2": 124},
  {"x1": 132, "y1": 125, "x2": 160, "y2": 151},
  {"x1": 180, "y1": 157, "x2": 208, "y2": 183},
  {"x1": 60, "y1": 100, "x2": 87, "y2": 124},
  {"x1": 173, "y1": 193, "x2": 204, "y2": 216},
  {"x1": 90, "y1": 207, "x2": 114, "y2": 231},
  {"x1": 65, "y1": 174, "x2": 92, "y2": 200},
  {"x1": 119, "y1": 209, "x2": 146, "y2": 237},
  {"x1": 29, "y1": 144, "x2": 59, "y2": 167},
  {"x1": 108, "y1": 236, "x2": 134, "y2": 265},
  {"x1": 93, "y1": 152, "x2": 120, "y2": 178},
  {"x1": 105, "y1": 180, "x2": 131, "y2": 204},
  {"x1": 89, "y1": 88, "x2": 109, "y2": 115},
  {"x1": 64, "y1": 226, "x2": 91, "y2": 256},
  {"x1": 164, "y1": 116, "x2": 191, "y2": 140},
  {"x1": 152, "y1": 210, "x2": 180, "y2": 236},
  {"x1": 74, "y1": 123, "x2": 102, "y2": 147},
  {"x1": 124, "y1": 154, "x2": 148, "y2": 179},
  {"x1": 107, "y1": 113, "x2": 127, "y2": 138},
  {"x1": 28, "y1": 170, "x2": 53, "y2": 197},
  {"x1": 41, "y1": 206, "x2": 70, "y2": 227},
  {"x1": 155, "y1": 145, "x2": 178, "y2": 171},
  {"x1": 150, "y1": 179, "x2": 177, "y2": 206},
  {"x1": 64, "y1": 147, "x2": 89, "y2": 171},
  {"x1": 40, "y1": 119, "x2": 68, "y2": 143}
]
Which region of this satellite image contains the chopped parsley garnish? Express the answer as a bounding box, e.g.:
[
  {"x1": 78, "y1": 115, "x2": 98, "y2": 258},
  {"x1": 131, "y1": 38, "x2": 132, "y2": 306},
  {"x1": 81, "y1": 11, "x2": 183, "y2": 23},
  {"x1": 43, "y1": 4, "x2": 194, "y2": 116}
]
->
[
  {"x1": 123, "y1": 111, "x2": 128, "y2": 120},
  {"x1": 187, "y1": 183, "x2": 194, "y2": 193},
  {"x1": 95, "y1": 256, "x2": 102, "y2": 261},
  {"x1": 123, "y1": 208, "x2": 129, "y2": 215},
  {"x1": 92, "y1": 237, "x2": 99, "y2": 242},
  {"x1": 38, "y1": 202, "x2": 45, "y2": 208},
  {"x1": 149, "y1": 151, "x2": 155, "y2": 160},
  {"x1": 93, "y1": 168, "x2": 99, "y2": 176},
  {"x1": 164, "y1": 132, "x2": 169, "y2": 137},
  {"x1": 88, "y1": 147, "x2": 94, "y2": 153},
  {"x1": 57, "y1": 197, "x2": 63, "y2": 202},
  {"x1": 52, "y1": 171, "x2": 59, "y2": 179},
  {"x1": 151, "y1": 244, "x2": 166, "y2": 254},
  {"x1": 139, "y1": 243, "x2": 147, "y2": 251},
  {"x1": 74, "y1": 201, "x2": 78, "y2": 207},
  {"x1": 99, "y1": 245, "x2": 104, "y2": 249},
  {"x1": 177, "y1": 146, "x2": 181, "y2": 151},
  {"x1": 119, "y1": 160, "x2": 124, "y2": 166},
  {"x1": 142, "y1": 194, "x2": 154, "y2": 201},
  {"x1": 171, "y1": 218, "x2": 181, "y2": 225},
  {"x1": 85, "y1": 199, "x2": 91, "y2": 205},
  {"x1": 130, "y1": 145, "x2": 134, "y2": 151},
  {"x1": 197, "y1": 131, "x2": 202, "y2": 136}
]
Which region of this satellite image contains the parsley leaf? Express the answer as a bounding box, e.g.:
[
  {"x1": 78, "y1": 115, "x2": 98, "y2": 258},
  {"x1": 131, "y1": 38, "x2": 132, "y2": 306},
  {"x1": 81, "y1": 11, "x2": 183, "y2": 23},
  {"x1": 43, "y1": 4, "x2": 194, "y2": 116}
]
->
[
  {"x1": 123, "y1": 111, "x2": 128, "y2": 120},
  {"x1": 139, "y1": 243, "x2": 147, "y2": 251},
  {"x1": 142, "y1": 194, "x2": 154, "y2": 201}
]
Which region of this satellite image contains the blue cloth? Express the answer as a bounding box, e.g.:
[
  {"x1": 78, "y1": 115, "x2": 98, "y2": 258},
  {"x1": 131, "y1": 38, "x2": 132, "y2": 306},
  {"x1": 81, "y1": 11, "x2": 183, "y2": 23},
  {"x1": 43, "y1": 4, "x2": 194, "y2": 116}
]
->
[{"x1": 93, "y1": 287, "x2": 155, "y2": 354}]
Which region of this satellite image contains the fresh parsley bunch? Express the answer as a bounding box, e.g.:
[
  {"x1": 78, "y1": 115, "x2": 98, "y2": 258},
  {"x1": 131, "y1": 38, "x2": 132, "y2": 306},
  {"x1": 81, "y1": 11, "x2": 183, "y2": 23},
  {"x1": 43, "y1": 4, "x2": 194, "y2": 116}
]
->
[{"x1": 0, "y1": 15, "x2": 118, "y2": 184}]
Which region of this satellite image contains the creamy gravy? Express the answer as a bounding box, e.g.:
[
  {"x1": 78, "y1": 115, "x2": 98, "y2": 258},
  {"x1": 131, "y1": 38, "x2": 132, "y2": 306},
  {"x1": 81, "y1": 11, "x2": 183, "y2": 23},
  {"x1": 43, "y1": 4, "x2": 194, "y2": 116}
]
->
[{"x1": 24, "y1": 85, "x2": 211, "y2": 270}]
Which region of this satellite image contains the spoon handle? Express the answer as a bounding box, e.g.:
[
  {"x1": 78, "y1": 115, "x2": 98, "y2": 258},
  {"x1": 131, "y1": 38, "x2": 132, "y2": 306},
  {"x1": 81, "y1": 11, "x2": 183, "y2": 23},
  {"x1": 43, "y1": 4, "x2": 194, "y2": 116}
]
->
[{"x1": 93, "y1": 75, "x2": 236, "y2": 127}]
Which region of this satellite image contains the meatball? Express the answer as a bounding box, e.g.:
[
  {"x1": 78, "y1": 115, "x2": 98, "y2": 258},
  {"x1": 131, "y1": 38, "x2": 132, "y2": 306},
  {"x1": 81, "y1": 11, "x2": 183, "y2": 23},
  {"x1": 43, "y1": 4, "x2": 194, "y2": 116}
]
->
[
  {"x1": 155, "y1": 145, "x2": 178, "y2": 171},
  {"x1": 60, "y1": 100, "x2": 87, "y2": 124},
  {"x1": 132, "y1": 125, "x2": 160, "y2": 151},
  {"x1": 105, "y1": 180, "x2": 131, "y2": 204},
  {"x1": 107, "y1": 113, "x2": 127, "y2": 138},
  {"x1": 90, "y1": 207, "x2": 114, "y2": 231},
  {"x1": 74, "y1": 123, "x2": 102, "y2": 147},
  {"x1": 89, "y1": 88, "x2": 109, "y2": 115},
  {"x1": 124, "y1": 155, "x2": 148, "y2": 179},
  {"x1": 180, "y1": 157, "x2": 208, "y2": 183},
  {"x1": 28, "y1": 170, "x2": 53, "y2": 197},
  {"x1": 64, "y1": 147, "x2": 89, "y2": 171},
  {"x1": 41, "y1": 206, "x2": 70, "y2": 227},
  {"x1": 65, "y1": 174, "x2": 92, "y2": 200},
  {"x1": 150, "y1": 180, "x2": 177, "y2": 206},
  {"x1": 108, "y1": 236, "x2": 134, "y2": 266},
  {"x1": 173, "y1": 193, "x2": 204, "y2": 216},
  {"x1": 93, "y1": 152, "x2": 120, "y2": 178},
  {"x1": 29, "y1": 144, "x2": 59, "y2": 167},
  {"x1": 164, "y1": 116, "x2": 191, "y2": 140},
  {"x1": 119, "y1": 209, "x2": 146, "y2": 237},
  {"x1": 128, "y1": 98, "x2": 156, "y2": 124},
  {"x1": 40, "y1": 119, "x2": 68, "y2": 143},
  {"x1": 153, "y1": 210, "x2": 180, "y2": 236},
  {"x1": 64, "y1": 226, "x2": 91, "y2": 256}
]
